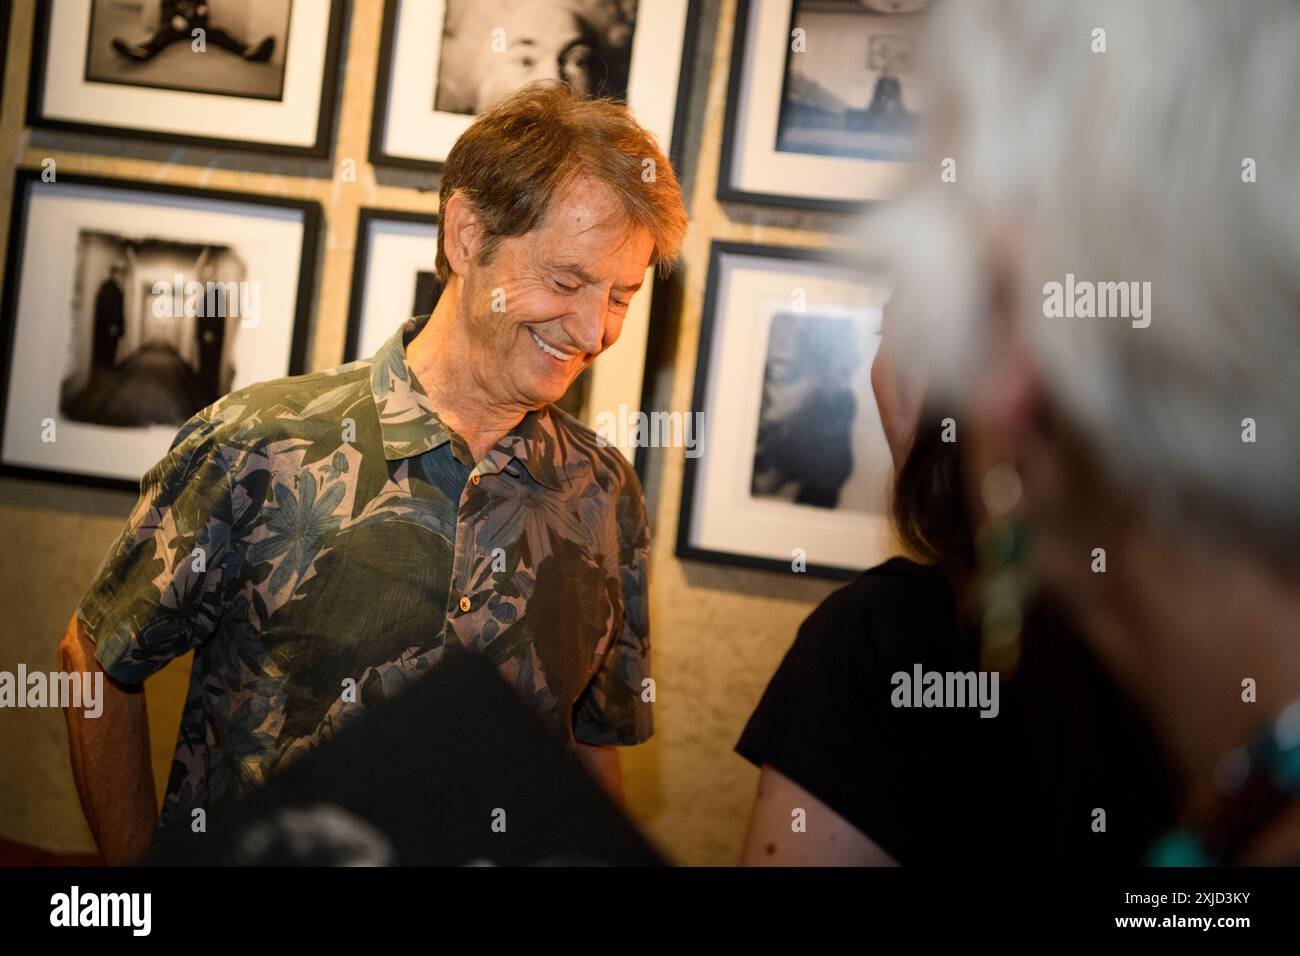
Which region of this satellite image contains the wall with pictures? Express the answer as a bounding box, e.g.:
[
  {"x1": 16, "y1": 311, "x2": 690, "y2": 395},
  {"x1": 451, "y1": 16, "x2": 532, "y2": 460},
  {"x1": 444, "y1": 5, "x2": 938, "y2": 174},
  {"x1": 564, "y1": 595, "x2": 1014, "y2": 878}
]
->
[{"x1": 0, "y1": 0, "x2": 888, "y2": 865}]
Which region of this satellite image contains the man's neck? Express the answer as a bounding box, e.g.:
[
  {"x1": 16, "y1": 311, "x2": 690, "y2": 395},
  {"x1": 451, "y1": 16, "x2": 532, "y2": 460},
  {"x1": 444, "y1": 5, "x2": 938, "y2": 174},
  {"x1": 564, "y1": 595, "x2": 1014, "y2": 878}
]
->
[{"x1": 405, "y1": 279, "x2": 534, "y2": 462}]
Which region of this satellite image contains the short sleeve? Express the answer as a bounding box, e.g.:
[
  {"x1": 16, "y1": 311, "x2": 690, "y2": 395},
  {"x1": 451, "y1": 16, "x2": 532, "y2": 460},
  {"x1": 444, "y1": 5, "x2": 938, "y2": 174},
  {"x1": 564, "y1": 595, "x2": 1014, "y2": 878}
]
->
[
  {"x1": 572, "y1": 473, "x2": 653, "y2": 746},
  {"x1": 75, "y1": 412, "x2": 240, "y2": 684},
  {"x1": 734, "y1": 586, "x2": 920, "y2": 860}
]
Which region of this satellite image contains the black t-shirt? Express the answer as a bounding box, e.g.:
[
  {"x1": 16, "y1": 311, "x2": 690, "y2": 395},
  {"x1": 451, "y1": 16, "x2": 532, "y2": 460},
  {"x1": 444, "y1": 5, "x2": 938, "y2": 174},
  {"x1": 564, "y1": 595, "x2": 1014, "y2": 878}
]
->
[{"x1": 736, "y1": 557, "x2": 1175, "y2": 864}]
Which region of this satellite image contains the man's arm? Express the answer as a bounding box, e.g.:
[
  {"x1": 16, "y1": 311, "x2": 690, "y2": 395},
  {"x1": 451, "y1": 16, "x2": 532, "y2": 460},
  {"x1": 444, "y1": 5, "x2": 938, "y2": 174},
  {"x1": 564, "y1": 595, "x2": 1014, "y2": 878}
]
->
[
  {"x1": 575, "y1": 742, "x2": 623, "y2": 805},
  {"x1": 59, "y1": 615, "x2": 158, "y2": 865}
]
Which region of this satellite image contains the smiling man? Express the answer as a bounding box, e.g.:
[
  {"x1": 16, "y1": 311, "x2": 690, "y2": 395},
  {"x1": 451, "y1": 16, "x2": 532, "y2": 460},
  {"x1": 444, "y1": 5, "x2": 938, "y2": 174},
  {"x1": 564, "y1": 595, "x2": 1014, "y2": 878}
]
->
[{"x1": 59, "y1": 83, "x2": 687, "y2": 864}]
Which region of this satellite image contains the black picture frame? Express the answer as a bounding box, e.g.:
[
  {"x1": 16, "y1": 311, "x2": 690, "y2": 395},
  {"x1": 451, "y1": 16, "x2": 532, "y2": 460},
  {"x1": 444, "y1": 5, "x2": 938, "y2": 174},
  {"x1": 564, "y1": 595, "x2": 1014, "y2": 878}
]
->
[
  {"x1": 26, "y1": 0, "x2": 348, "y2": 159},
  {"x1": 367, "y1": 0, "x2": 422, "y2": 172},
  {"x1": 667, "y1": 0, "x2": 705, "y2": 178},
  {"x1": 343, "y1": 205, "x2": 438, "y2": 363},
  {"x1": 676, "y1": 239, "x2": 880, "y2": 580},
  {"x1": 0, "y1": 168, "x2": 323, "y2": 491},
  {"x1": 368, "y1": 0, "x2": 702, "y2": 172},
  {"x1": 717, "y1": 0, "x2": 913, "y2": 213}
]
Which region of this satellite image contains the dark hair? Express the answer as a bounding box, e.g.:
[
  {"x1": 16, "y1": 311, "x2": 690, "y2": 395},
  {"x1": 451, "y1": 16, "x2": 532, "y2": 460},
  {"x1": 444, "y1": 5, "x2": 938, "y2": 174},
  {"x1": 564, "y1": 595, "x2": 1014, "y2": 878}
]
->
[
  {"x1": 891, "y1": 411, "x2": 975, "y2": 575},
  {"x1": 890, "y1": 408, "x2": 1177, "y2": 859}
]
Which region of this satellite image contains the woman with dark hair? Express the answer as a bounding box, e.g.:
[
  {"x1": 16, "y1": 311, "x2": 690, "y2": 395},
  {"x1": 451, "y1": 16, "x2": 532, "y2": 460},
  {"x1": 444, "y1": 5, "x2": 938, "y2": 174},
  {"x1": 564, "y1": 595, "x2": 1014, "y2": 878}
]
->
[{"x1": 735, "y1": 302, "x2": 1175, "y2": 865}]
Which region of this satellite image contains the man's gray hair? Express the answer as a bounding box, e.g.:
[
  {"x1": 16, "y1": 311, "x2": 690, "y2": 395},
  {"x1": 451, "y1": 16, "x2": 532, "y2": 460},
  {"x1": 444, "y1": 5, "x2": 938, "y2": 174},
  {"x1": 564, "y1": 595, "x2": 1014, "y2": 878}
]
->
[{"x1": 868, "y1": 0, "x2": 1300, "y2": 566}]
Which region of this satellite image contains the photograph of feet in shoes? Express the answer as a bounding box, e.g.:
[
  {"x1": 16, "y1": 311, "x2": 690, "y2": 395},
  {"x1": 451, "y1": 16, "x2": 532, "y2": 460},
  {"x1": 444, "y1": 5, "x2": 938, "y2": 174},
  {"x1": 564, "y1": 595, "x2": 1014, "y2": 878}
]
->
[{"x1": 88, "y1": 0, "x2": 287, "y2": 100}]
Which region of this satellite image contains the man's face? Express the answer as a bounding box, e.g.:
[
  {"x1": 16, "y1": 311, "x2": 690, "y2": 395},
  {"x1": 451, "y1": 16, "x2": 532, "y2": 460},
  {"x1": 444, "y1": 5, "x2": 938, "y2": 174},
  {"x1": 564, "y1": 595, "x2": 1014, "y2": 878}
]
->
[{"x1": 459, "y1": 175, "x2": 654, "y2": 407}]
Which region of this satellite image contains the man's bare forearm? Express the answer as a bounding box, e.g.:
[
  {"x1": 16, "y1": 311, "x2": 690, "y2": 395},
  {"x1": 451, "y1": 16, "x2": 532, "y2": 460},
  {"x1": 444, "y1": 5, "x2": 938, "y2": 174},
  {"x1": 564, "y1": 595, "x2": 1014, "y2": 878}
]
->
[
  {"x1": 575, "y1": 743, "x2": 624, "y2": 806},
  {"x1": 59, "y1": 615, "x2": 158, "y2": 865}
]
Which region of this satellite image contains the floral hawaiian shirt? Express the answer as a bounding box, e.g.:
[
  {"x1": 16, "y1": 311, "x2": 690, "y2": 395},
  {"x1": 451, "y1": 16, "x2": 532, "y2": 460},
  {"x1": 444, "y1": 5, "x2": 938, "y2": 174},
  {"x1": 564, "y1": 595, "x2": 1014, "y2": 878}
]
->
[{"x1": 75, "y1": 315, "x2": 653, "y2": 837}]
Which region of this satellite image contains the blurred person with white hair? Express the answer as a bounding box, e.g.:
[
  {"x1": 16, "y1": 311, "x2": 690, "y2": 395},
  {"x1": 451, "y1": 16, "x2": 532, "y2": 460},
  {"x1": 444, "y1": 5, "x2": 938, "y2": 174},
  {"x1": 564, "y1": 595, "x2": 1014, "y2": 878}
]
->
[{"x1": 870, "y1": 0, "x2": 1300, "y2": 864}]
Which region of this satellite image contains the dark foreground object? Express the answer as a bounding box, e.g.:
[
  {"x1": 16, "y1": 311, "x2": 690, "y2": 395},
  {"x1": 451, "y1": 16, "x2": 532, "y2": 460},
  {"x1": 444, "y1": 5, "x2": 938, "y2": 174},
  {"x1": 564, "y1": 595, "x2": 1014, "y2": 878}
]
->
[{"x1": 150, "y1": 647, "x2": 664, "y2": 866}]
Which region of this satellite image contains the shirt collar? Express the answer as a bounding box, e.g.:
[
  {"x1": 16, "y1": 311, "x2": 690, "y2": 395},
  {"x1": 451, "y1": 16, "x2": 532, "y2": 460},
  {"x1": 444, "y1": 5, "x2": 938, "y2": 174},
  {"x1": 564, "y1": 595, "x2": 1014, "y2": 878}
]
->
[{"x1": 367, "y1": 315, "x2": 571, "y2": 490}]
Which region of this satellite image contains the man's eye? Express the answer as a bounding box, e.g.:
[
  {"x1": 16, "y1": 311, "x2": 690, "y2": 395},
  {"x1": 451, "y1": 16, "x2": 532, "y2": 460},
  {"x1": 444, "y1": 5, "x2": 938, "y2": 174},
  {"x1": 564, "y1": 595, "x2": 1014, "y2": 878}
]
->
[{"x1": 553, "y1": 280, "x2": 580, "y2": 293}]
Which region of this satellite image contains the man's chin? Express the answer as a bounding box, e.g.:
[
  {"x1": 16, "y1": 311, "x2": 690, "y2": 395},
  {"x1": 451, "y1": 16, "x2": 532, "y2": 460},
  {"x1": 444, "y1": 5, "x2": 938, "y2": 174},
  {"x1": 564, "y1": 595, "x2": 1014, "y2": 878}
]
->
[{"x1": 528, "y1": 374, "x2": 580, "y2": 407}]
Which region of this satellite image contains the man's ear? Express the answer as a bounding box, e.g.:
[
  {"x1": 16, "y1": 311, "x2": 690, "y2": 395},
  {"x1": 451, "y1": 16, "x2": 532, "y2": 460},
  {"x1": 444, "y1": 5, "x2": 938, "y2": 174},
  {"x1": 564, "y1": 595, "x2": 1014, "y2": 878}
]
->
[{"x1": 442, "y1": 191, "x2": 483, "y2": 278}]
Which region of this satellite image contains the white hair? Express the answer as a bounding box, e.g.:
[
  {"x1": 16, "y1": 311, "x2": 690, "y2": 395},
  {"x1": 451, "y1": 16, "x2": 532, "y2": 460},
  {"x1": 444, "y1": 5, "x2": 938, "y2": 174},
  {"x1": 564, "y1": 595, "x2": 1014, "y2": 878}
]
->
[{"x1": 868, "y1": 0, "x2": 1300, "y2": 565}]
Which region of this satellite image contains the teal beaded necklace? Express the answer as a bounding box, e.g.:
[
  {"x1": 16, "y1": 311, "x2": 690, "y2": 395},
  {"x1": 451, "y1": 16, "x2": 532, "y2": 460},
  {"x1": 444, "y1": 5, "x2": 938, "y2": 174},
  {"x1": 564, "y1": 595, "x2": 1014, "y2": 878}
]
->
[{"x1": 1146, "y1": 699, "x2": 1300, "y2": 865}]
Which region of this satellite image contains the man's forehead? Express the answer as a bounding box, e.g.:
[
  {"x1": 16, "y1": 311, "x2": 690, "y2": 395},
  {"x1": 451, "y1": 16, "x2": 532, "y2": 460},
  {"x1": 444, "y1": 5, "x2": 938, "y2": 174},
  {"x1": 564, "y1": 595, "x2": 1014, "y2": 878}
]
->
[
  {"x1": 525, "y1": 177, "x2": 652, "y2": 269},
  {"x1": 544, "y1": 175, "x2": 629, "y2": 231}
]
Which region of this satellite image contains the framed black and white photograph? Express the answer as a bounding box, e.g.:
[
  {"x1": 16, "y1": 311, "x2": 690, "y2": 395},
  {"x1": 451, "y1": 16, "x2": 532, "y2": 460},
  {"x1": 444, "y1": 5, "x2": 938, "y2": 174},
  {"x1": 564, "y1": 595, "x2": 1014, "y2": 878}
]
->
[
  {"x1": 345, "y1": 207, "x2": 650, "y2": 468},
  {"x1": 0, "y1": 169, "x2": 320, "y2": 488},
  {"x1": 27, "y1": 0, "x2": 346, "y2": 157},
  {"x1": 719, "y1": 0, "x2": 928, "y2": 211},
  {"x1": 370, "y1": 0, "x2": 699, "y2": 170},
  {"x1": 343, "y1": 208, "x2": 442, "y2": 365},
  {"x1": 677, "y1": 241, "x2": 895, "y2": 579}
]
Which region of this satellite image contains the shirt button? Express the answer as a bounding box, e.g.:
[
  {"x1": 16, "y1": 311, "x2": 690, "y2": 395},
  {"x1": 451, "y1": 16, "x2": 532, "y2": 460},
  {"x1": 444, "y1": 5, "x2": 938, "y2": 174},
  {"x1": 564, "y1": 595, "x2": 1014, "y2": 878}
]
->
[
  {"x1": 470, "y1": 473, "x2": 480, "y2": 485},
  {"x1": 459, "y1": 595, "x2": 471, "y2": 612}
]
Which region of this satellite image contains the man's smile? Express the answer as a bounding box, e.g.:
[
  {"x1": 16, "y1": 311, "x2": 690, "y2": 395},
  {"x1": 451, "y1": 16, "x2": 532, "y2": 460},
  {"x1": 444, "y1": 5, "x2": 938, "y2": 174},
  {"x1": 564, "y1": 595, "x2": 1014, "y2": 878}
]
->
[{"x1": 527, "y1": 326, "x2": 581, "y2": 362}]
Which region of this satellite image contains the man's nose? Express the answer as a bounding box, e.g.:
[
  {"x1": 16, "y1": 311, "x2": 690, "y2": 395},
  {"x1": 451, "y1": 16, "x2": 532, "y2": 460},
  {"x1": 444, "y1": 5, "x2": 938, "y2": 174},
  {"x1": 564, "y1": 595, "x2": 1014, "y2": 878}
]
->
[{"x1": 562, "y1": 291, "x2": 609, "y2": 356}]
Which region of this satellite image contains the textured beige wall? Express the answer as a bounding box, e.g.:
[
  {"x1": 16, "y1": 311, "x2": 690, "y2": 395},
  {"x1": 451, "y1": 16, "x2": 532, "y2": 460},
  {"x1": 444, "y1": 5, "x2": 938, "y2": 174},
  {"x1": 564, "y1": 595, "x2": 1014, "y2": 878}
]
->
[{"x1": 0, "y1": 0, "x2": 874, "y2": 864}]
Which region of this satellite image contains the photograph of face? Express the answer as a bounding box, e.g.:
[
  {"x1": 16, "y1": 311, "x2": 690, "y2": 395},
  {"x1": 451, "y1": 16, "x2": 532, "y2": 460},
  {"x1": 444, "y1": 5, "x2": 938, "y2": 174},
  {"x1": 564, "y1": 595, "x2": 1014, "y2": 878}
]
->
[
  {"x1": 434, "y1": 0, "x2": 638, "y2": 115},
  {"x1": 776, "y1": 0, "x2": 924, "y2": 162},
  {"x1": 59, "y1": 230, "x2": 247, "y2": 428},
  {"x1": 679, "y1": 243, "x2": 893, "y2": 575},
  {"x1": 750, "y1": 311, "x2": 879, "y2": 514},
  {"x1": 84, "y1": 0, "x2": 292, "y2": 100}
]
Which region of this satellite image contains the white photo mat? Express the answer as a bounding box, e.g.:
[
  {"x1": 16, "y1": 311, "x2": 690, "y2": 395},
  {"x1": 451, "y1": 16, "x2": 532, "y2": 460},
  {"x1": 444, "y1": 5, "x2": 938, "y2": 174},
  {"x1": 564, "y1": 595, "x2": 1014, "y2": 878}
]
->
[
  {"x1": 351, "y1": 218, "x2": 442, "y2": 361},
  {"x1": 3, "y1": 180, "x2": 308, "y2": 482},
  {"x1": 687, "y1": 248, "x2": 896, "y2": 573},
  {"x1": 377, "y1": 0, "x2": 691, "y2": 165},
  {"x1": 726, "y1": 0, "x2": 914, "y2": 205},
  {"x1": 36, "y1": 0, "x2": 335, "y2": 150}
]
